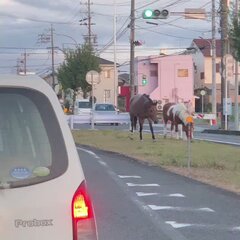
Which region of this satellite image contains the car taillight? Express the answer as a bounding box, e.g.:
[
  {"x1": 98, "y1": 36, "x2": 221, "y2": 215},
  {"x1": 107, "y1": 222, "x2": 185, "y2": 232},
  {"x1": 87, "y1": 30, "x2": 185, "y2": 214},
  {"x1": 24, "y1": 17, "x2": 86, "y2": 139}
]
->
[{"x1": 72, "y1": 181, "x2": 98, "y2": 240}]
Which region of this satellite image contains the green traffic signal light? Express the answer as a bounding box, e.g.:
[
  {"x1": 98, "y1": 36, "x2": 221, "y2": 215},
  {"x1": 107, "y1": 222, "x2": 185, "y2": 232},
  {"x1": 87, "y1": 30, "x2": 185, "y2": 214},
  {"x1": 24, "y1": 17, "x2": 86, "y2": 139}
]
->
[
  {"x1": 142, "y1": 75, "x2": 148, "y2": 85},
  {"x1": 142, "y1": 9, "x2": 153, "y2": 19},
  {"x1": 142, "y1": 79, "x2": 147, "y2": 85},
  {"x1": 142, "y1": 9, "x2": 169, "y2": 19}
]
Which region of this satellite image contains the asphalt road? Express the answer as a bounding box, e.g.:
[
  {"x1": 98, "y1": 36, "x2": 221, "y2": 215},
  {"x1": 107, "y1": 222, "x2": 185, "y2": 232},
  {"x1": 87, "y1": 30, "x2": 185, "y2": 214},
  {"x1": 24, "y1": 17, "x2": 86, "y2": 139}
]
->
[{"x1": 78, "y1": 146, "x2": 240, "y2": 240}]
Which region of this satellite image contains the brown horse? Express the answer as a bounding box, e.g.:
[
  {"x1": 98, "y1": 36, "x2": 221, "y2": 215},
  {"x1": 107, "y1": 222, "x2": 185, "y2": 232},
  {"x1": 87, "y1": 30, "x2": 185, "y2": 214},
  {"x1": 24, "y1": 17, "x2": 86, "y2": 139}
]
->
[
  {"x1": 162, "y1": 102, "x2": 194, "y2": 140},
  {"x1": 129, "y1": 94, "x2": 158, "y2": 141}
]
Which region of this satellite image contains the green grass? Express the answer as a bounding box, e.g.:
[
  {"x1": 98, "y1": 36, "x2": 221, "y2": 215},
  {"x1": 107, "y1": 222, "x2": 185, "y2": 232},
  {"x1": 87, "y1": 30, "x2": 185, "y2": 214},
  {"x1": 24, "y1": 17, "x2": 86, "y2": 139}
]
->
[{"x1": 72, "y1": 130, "x2": 240, "y2": 194}]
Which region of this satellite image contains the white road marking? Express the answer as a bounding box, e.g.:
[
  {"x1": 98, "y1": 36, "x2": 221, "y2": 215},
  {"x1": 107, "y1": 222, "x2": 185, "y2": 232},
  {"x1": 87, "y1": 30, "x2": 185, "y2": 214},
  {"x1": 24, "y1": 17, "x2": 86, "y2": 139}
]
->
[
  {"x1": 127, "y1": 183, "x2": 160, "y2": 187},
  {"x1": 232, "y1": 226, "x2": 240, "y2": 231},
  {"x1": 166, "y1": 221, "x2": 240, "y2": 232},
  {"x1": 136, "y1": 192, "x2": 159, "y2": 196},
  {"x1": 166, "y1": 221, "x2": 193, "y2": 229},
  {"x1": 77, "y1": 147, "x2": 100, "y2": 159},
  {"x1": 168, "y1": 193, "x2": 185, "y2": 197},
  {"x1": 198, "y1": 207, "x2": 215, "y2": 212},
  {"x1": 148, "y1": 205, "x2": 215, "y2": 212},
  {"x1": 136, "y1": 192, "x2": 185, "y2": 197},
  {"x1": 118, "y1": 175, "x2": 142, "y2": 178},
  {"x1": 98, "y1": 160, "x2": 107, "y2": 166}
]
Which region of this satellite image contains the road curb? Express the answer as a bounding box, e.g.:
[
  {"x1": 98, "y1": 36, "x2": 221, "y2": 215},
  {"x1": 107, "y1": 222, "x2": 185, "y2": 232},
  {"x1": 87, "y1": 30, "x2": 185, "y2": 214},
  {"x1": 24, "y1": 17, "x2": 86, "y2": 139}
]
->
[{"x1": 202, "y1": 129, "x2": 240, "y2": 135}]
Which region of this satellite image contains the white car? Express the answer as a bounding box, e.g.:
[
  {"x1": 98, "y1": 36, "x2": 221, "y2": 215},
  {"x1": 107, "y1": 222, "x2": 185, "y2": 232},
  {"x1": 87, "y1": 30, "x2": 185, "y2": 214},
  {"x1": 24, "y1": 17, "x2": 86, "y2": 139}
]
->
[
  {"x1": 0, "y1": 74, "x2": 98, "y2": 240},
  {"x1": 74, "y1": 99, "x2": 92, "y2": 115}
]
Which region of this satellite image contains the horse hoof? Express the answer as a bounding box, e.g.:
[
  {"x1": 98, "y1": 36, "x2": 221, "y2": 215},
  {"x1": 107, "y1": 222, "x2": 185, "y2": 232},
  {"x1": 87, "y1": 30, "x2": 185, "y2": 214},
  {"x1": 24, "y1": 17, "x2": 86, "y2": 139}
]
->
[
  {"x1": 152, "y1": 139, "x2": 156, "y2": 142},
  {"x1": 128, "y1": 136, "x2": 134, "y2": 140}
]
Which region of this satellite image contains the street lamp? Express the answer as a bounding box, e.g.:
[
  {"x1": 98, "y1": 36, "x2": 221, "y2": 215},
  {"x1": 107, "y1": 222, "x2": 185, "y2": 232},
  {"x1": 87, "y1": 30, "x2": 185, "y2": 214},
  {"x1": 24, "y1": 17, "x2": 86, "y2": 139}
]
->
[{"x1": 54, "y1": 33, "x2": 79, "y2": 48}]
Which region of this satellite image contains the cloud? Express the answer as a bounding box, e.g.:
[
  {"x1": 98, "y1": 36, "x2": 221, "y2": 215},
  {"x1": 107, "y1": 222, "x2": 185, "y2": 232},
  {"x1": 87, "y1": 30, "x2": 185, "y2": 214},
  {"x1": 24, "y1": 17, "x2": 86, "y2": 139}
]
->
[{"x1": 0, "y1": 0, "x2": 217, "y2": 74}]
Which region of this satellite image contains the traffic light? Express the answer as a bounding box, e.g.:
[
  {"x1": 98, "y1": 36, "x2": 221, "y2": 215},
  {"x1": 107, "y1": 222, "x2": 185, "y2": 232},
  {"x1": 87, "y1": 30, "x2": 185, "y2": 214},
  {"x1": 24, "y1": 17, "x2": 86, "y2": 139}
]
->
[
  {"x1": 133, "y1": 40, "x2": 142, "y2": 46},
  {"x1": 142, "y1": 9, "x2": 169, "y2": 19},
  {"x1": 142, "y1": 75, "x2": 148, "y2": 85}
]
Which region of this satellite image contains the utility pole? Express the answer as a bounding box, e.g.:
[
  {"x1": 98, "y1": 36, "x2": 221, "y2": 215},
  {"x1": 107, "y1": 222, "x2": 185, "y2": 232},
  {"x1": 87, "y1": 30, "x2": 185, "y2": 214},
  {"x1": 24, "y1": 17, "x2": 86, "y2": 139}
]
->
[
  {"x1": 130, "y1": 0, "x2": 135, "y2": 98},
  {"x1": 24, "y1": 49, "x2": 27, "y2": 75},
  {"x1": 220, "y1": 0, "x2": 229, "y2": 129},
  {"x1": 50, "y1": 24, "x2": 55, "y2": 89},
  {"x1": 87, "y1": 0, "x2": 91, "y2": 45},
  {"x1": 212, "y1": 0, "x2": 217, "y2": 117},
  {"x1": 81, "y1": 0, "x2": 96, "y2": 46},
  {"x1": 113, "y1": 0, "x2": 117, "y2": 106},
  {"x1": 234, "y1": 0, "x2": 239, "y2": 130}
]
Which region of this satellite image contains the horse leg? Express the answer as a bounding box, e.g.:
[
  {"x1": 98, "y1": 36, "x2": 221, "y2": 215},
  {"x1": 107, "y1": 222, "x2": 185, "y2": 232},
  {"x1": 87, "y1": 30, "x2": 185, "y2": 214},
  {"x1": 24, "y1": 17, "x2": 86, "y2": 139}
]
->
[
  {"x1": 178, "y1": 124, "x2": 183, "y2": 139},
  {"x1": 171, "y1": 122, "x2": 174, "y2": 138},
  {"x1": 175, "y1": 123, "x2": 179, "y2": 139},
  {"x1": 134, "y1": 116, "x2": 137, "y2": 131},
  {"x1": 163, "y1": 122, "x2": 167, "y2": 138},
  {"x1": 163, "y1": 120, "x2": 167, "y2": 138},
  {"x1": 130, "y1": 115, "x2": 134, "y2": 132},
  {"x1": 138, "y1": 118, "x2": 144, "y2": 141},
  {"x1": 148, "y1": 119, "x2": 155, "y2": 141}
]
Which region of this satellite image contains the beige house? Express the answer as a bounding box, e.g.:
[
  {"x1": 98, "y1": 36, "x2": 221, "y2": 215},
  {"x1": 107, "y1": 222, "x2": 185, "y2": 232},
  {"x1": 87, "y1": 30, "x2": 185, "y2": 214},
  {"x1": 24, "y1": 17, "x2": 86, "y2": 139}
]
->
[
  {"x1": 76, "y1": 57, "x2": 118, "y2": 105},
  {"x1": 190, "y1": 38, "x2": 240, "y2": 112}
]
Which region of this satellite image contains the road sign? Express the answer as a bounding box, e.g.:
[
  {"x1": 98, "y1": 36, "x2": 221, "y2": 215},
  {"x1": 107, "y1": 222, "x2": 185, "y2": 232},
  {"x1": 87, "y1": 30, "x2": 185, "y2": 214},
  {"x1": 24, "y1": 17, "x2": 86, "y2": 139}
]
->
[
  {"x1": 184, "y1": 8, "x2": 206, "y2": 19},
  {"x1": 186, "y1": 116, "x2": 194, "y2": 123},
  {"x1": 86, "y1": 70, "x2": 100, "y2": 85},
  {"x1": 224, "y1": 54, "x2": 234, "y2": 81},
  {"x1": 223, "y1": 98, "x2": 232, "y2": 115}
]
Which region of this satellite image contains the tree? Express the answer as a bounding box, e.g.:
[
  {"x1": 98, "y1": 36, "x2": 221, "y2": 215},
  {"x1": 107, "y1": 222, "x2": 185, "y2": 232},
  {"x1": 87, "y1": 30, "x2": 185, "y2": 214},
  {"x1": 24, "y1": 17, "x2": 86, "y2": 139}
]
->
[
  {"x1": 229, "y1": 4, "x2": 240, "y2": 61},
  {"x1": 57, "y1": 44, "x2": 101, "y2": 103}
]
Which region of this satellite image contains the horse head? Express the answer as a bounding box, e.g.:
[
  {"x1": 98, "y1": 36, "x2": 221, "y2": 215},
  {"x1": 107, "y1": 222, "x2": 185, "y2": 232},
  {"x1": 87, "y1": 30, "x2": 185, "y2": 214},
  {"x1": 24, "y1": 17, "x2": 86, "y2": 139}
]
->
[{"x1": 144, "y1": 100, "x2": 158, "y2": 124}]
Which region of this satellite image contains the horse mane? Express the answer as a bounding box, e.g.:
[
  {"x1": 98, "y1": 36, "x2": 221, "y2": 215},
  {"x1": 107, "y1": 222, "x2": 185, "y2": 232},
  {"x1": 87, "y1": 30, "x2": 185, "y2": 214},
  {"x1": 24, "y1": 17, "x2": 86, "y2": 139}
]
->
[{"x1": 173, "y1": 103, "x2": 192, "y2": 125}]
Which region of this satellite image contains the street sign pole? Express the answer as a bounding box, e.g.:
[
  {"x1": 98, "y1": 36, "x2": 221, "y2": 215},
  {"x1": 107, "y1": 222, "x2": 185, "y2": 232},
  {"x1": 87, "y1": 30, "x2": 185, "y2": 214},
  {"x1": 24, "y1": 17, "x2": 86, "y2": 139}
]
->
[
  {"x1": 86, "y1": 70, "x2": 100, "y2": 130},
  {"x1": 200, "y1": 90, "x2": 206, "y2": 113}
]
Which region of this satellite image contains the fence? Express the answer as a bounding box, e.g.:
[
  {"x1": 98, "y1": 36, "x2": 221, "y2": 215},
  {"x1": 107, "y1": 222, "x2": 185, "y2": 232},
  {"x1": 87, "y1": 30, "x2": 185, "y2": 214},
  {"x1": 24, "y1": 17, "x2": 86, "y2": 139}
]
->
[{"x1": 66, "y1": 112, "x2": 130, "y2": 129}]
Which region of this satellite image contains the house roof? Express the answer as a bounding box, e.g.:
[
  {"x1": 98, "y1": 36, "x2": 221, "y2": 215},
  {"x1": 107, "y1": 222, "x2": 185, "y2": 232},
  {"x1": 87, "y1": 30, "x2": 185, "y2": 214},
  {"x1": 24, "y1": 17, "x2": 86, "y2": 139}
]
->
[
  {"x1": 119, "y1": 73, "x2": 129, "y2": 82},
  {"x1": 193, "y1": 39, "x2": 222, "y2": 57},
  {"x1": 97, "y1": 57, "x2": 115, "y2": 65}
]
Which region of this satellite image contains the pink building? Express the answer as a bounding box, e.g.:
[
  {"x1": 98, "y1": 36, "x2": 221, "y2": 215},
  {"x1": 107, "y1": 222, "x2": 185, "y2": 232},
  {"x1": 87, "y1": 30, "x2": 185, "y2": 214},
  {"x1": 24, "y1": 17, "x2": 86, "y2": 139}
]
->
[{"x1": 135, "y1": 55, "x2": 194, "y2": 110}]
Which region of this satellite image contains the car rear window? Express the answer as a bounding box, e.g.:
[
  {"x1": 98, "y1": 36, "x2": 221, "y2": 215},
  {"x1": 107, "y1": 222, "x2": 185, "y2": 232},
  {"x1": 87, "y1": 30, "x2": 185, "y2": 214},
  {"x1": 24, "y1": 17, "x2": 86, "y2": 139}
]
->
[
  {"x1": 95, "y1": 104, "x2": 115, "y2": 111},
  {"x1": 0, "y1": 88, "x2": 68, "y2": 189},
  {"x1": 78, "y1": 101, "x2": 91, "y2": 108}
]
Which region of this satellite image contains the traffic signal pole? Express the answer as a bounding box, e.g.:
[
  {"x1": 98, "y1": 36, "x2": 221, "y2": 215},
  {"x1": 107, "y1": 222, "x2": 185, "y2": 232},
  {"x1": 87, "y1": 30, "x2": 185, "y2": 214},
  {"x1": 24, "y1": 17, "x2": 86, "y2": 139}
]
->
[
  {"x1": 130, "y1": 0, "x2": 135, "y2": 98},
  {"x1": 220, "y1": 0, "x2": 229, "y2": 129},
  {"x1": 211, "y1": 0, "x2": 217, "y2": 117}
]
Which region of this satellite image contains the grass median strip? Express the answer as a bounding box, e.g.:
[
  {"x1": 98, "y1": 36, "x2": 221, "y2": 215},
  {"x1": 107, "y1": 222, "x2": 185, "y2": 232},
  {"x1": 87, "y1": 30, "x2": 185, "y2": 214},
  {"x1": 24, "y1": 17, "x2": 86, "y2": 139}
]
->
[{"x1": 72, "y1": 129, "x2": 240, "y2": 194}]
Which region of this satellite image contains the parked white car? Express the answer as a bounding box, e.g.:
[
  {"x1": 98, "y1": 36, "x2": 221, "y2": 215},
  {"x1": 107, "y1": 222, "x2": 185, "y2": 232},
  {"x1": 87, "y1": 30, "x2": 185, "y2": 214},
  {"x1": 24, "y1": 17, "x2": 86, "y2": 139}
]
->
[
  {"x1": 0, "y1": 74, "x2": 98, "y2": 240},
  {"x1": 74, "y1": 99, "x2": 92, "y2": 115}
]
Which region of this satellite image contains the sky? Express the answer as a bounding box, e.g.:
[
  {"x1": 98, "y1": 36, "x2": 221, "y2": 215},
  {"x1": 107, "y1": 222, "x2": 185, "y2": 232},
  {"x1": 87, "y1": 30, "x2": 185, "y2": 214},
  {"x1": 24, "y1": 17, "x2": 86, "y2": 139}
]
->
[{"x1": 0, "y1": 0, "x2": 220, "y2": 76}]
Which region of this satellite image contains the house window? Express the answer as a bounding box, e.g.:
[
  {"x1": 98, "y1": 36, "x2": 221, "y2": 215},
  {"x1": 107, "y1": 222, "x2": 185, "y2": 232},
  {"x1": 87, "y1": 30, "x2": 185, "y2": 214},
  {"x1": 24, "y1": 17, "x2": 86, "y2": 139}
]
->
[
  {"x1": 216, "y1": 63, "x2": 220, "y2": 73},
  {"x1": 150, "y1": 70, "x2": 157, "y2": 77},
  {"x1": 200, "y1": 72, "x2": 205, "y2": 79},
  {"x1": 177, "y1": 69, "x2": 188, "y2": 77},
  {"x1": 104, "y1": 70, "x2": 111, "y2": 78},
  {"x1": 104, "y1": 90, "x2": 111, "y2": 102}
]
